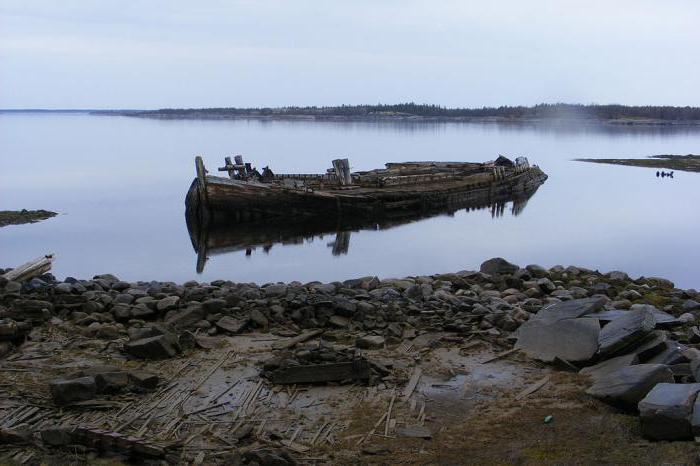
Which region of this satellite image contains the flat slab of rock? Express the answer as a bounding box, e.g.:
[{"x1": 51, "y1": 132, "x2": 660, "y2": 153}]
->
[
  {"x1": 579, "y1": 353, "x2": 639, "y2": 381},
  {"x1": 516, "y1": 317, "x2": 600, "y2": 363},
  {"x1": 533, "y1": 297, "x2": 606, "y2": 324},
  {"x1": 598, "y1": 308, "x2": 656, "y2": 357},
  {"x1": 639, "y1": 383, "x2": 700, "y2": 440},
  {"x1": 586, "y1": 364, "x2": 673, "y2": 407}
]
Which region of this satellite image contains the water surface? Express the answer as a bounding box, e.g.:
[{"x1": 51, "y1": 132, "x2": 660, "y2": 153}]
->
[{"x1": 1, "y1": 113, "x2": 699, "y2": 288}]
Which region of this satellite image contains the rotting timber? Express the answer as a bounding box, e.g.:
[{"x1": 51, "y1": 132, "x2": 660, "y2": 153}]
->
[
  {"x1": 185, "y1": 154, "x2": 548, "y2": 225},
  {"x1": 185, "y1": 174, "x2": 545, "y2": 273}
]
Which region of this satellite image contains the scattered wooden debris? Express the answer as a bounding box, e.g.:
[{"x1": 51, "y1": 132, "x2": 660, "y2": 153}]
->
[{"x1": 481, "y1": 348, "x2": 520, "y2": 364}]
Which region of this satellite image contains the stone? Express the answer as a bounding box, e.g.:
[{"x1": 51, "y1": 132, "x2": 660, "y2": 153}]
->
[
  {"x1": 216, "y1": 316, "x2": 249, "y2": 334},
  {"x1": 683, "y1": 300, "x2": 700, "y2": 311},
  {"x1": 679, "y1": 312, "x2": 696, "y2": 324},
  {"x1": 129, "y1": 371, "x2": 159, "y2": 390},
  {"x1": 646, "y1": 341, "x2": 687, "y2": 366},
  {"x1": 356, "y1": 335, "x2": 385, "y2": 350},
  {"x1": 516, "y1": 317, "x2": 600, "y2": 363},
  {"x1": 41, "y1": 427, "x2": 74, "y2": 446},
  {"x1": 202, "y1": 298, "x2": 227, "y2": 313},
  {"x1": 361, "y1": 444, "x2": 391, "y2": 455},
  {"x1": 164, "y1": 305, "x2": 204, "y2": 329},
  {"x1": 537, "y1": 278, "x2": 556, "y2": 293},
  {"x1": 124, "y1": 334, "x2": 180, "y2": 360},
  {"x1": 95, "y1": 371, "x2": 129, "y2": 394},
  {"x1": 533, "y1": 297, "x2": 606, "y2": 324},
  {"x1": 249, "y1": 309, "x2": 269, "y2": 328},
  {"x1": 263, "y1": 284, "x2": 288, "y2": 298},
  {"x1": 633, "y1": 331, "x2": 669, "y2": 362},
  {"x1": 50, "y1": 377, "x2": 97, "y2": 405},
  {"x1": 598, "y1": 308, "x2": 656, "y2": 357},
  {"x1": 480, "y1": 258, "x2": 519, "y2": 276},
  {"x1": 328, "y1": 315, "x2": 350, "y2": 328},
  {"x1": 579, "y1": 353, "x2": 639, "y2": 381},
  {"x1": 639, "y1": 383, "x2": 700, "y2": 440},
  {"x1": 156, "y1": 296, "x2": 180, "y2": 312},
  {"x1": 586, "y1": 364, "x2": 673, "y2": 407}
]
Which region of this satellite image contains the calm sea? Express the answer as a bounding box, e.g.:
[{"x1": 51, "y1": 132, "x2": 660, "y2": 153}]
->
[{"x1": 1, "y1": 113, "x2": 699, "y2": 288}]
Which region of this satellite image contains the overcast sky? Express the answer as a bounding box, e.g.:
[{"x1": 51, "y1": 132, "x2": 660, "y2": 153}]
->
[{"x1": 1, "y1": 0, "x2": 699, "y2": 109}]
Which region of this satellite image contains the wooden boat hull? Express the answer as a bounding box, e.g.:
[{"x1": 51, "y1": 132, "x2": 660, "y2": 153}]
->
[
  {"x1": 185, "y1": 163, "x2": 548, "y2": 224},
  {"x1": 185, "y1": 170, "x2": 547, "y2": 272}
]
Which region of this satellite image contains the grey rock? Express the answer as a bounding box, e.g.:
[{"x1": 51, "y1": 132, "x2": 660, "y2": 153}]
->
[
  {"x1": 128, "y1": 371, "x2": 159, "y2": 390},
  {"x1": 516, "y1": 317, "x2": 600, "y2": 363},
  {"x1": 598, "y1": 308, "x2": 656, "y2": 357},
  {"x1": 646, "y1": 340, "x2": 687, "y2": 366},
  {"x1": 41, "y1": 427, "x2": 73, "y2": 446},
  {"x1": 202, "y1": 298, "x2": 227, "y2": 313},
  {"x1": 579, "y1": 353, "x2": 639, "y2": 381},
  {"x1": 124, "y1": 334, "x2": 180, "y2": 360},
  {"x1": 537, "y1": 278, "x2": 556, "y2": 293},
  {"x1": 683, "y1": 300, "x2": 700, "y2": 311},
  {"x1": 249, "y1": 309, "x2": 269, "y2": 328},
  {"x1": 156, "y1": 296, "x2": 180, "y2": 312},
  {"x1": 4, "y1": 281, "x2": 21, "y2": 293},
  {"x1": 164, "y1": 305, "x2": 204, "y2": 329},
  {"x1": 480, "y1": 257, "x2": 519, "y2": 276},
  {"x1": 50, "y1": 377, "x2": 97, "y2": 405},
  {"x1": 114, "y1": 293, "x2": 135, "y2": 305},
  {"x1": 639, "y1": 383, "x2": 700, "y2": 440},
  {"x1": 586, "y1": 364, "x2": 673, "y2": 407},
  {"x1": 533, "y1": 297, "x2": 606, "y2": 324},
  {"x1": 95, "y1": 371, "x2": 129, "y2": 394},
  {"x1": 679, "y1": 312, "x2": 696, "y2": 324},
  {"x1": 54, "y1": 282, "x2": 73, "y2": 294},
  {"x1": 216, "y1": 316, "x2": 249, "y2": 334},
  {"x1": 263, "y1": 284, "x2": 288, "y2": 298},
  {"x1": 356, "y1": 335, "x2": 385, "y2": 349},
  {"x1": 328, "y1": 315, "x2": 350, "y2": 328}
]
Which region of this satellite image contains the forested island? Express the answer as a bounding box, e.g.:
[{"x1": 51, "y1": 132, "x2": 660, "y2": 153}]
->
[{"x1": 95, "y1": 103, "x2": 700, "y2": 125}]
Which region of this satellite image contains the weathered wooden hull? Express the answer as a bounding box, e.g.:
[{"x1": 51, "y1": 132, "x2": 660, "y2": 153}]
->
[
  {"x1": 185, "y1": 173, "x2": 546, "y2": 272},
  {"x1": 185, "y1": 165, "x2": 548, "y2": 224}
]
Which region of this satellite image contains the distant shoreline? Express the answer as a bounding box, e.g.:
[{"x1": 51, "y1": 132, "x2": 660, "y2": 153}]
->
[
  {"x1": 0, "y1": 210, "x2": 57, "y2": 228},
  {"x1": 576, "y1": 154, "x2": 700, "y2": 172},
  {"x1": 90, "y1": 111, "x2": 700, "y2": 127}
]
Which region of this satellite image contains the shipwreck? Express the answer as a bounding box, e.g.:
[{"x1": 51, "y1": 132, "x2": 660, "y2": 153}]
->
[{"x1": 185, "y1": 154, "x2": 548, "y2": 224}]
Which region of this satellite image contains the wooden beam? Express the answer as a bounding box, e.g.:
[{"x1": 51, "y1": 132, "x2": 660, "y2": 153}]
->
[{"x1": 2, "y1": 254, "x2": 54, "y2": 282}]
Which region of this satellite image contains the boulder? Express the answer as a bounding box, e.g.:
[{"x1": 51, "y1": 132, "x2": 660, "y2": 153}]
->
[
  {"x1": 249, "y1": 309, "x2": 269, "y2": 328},
  {"x1": 639, "y1": 383, "x2": 700, "y2": 440},
  {"x1": 128, "y1": 371, "x2": 160, "y2": 390},
  {"x1": 516, "y1": 317, "x2": 600, "y2": 363},
  {"x1": 156, "y1": 296, "x2": 180, "y2": 312},
  {"x1": 216, "y1": 316, "x2": 249, "y2": 334},
  {"x1": 164, "y1": 305, "x2": 204, "y2": 329},
  {"x1": 534, "y1": 297, "x2": 606, "y2": 324},
  {"x1": 579, "y1": 353, "x2": 639, "y2": 381},
  {"x1": 49, "y1": 377, "x2": 97, "y2": 405},
  {"x1": 202, "y1": 298, "x2": 227, "y2": 313},
  {"x1": 356, "y1": 335, "x2": 385, "y2": 350},
  {"x1": 480, "y1": 258, "x2": 519, "y2": 276},
  {"x1": 124, "y1": 334, "x2": 180, "y2": 360},
  {"x1": 586, "y1": 364, "x2": 673, "y2": 407},
  {"x1": 598, "y1": 308, "x2": 656, "y2": 357},
  {"x1": 95, "y1": 371, "x2": 129, "y2": 394}
]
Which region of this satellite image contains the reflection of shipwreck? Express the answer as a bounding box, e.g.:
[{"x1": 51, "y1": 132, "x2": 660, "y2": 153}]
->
[{"x1": 185, "y1": 155, "x2": 547, "y2": 272}]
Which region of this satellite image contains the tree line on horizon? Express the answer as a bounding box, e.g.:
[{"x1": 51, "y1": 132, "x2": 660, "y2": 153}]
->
[{"x1": 141, "y1": 103, "x2": 700, "y2": 120}]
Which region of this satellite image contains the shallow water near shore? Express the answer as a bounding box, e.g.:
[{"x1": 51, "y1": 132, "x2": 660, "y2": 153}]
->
[{"x1": 1, "y1": 113, "x2": 700, "y2": 288}]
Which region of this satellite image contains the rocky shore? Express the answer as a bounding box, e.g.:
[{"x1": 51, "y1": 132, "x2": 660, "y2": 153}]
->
[
  {"x1": 0, "y1": 210, "x2": 56, "y2": 228},
  {"x1": 1, "y1": 259, "x2": 700, "y2": 464}
]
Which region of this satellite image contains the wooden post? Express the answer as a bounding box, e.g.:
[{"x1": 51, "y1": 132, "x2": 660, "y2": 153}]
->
[
  {"x1": 195, "y1": 156, "x2": 210, "y2": 214},
  {"x1": 332, "y1": 158, "x2": 352, "y2": 186}
]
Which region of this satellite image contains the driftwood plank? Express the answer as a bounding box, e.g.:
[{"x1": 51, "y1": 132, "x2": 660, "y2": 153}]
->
[{"x1": 3, "y1": 255, "x2": 54, "y2": 282}]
